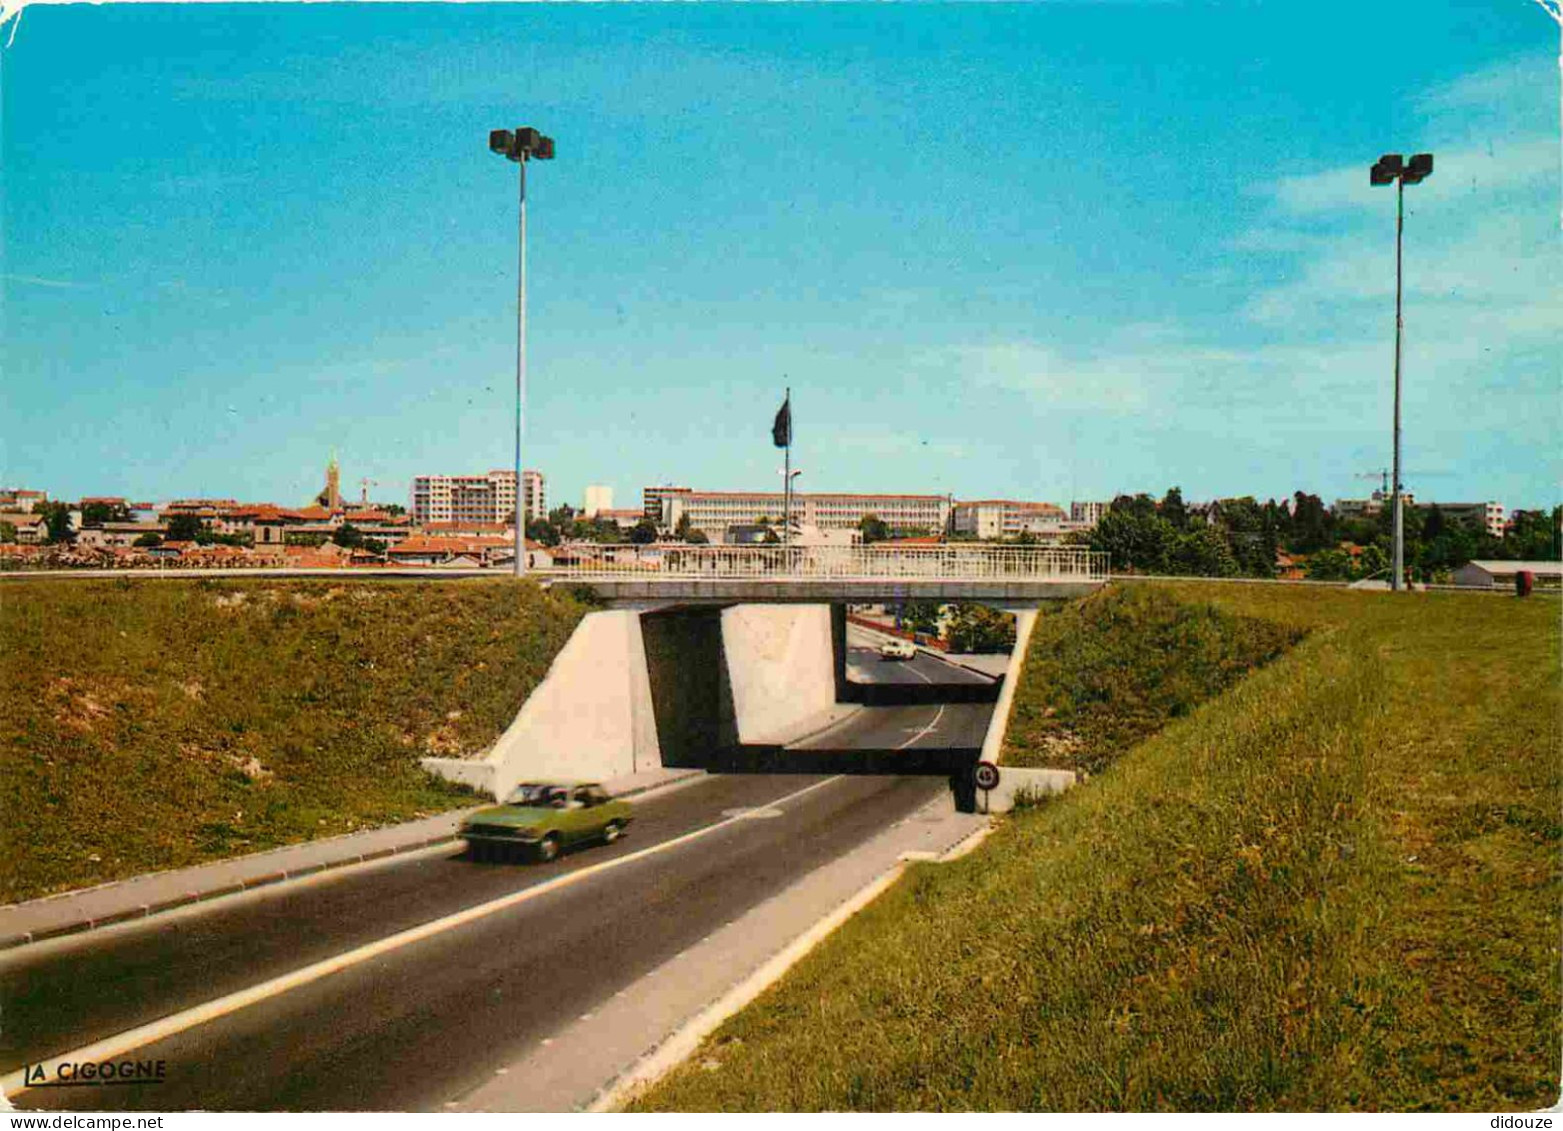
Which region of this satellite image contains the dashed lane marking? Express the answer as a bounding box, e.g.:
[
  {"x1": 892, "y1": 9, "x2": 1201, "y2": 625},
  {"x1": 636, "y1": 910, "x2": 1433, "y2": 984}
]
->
[{"x1": 0, "y1": 775, "x2": 846, "y2": 1100}]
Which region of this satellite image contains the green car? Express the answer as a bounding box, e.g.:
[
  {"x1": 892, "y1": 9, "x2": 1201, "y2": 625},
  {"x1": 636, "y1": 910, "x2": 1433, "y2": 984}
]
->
[{"x1": 460, "y1": 782, "x2": 634, "y2": 863}]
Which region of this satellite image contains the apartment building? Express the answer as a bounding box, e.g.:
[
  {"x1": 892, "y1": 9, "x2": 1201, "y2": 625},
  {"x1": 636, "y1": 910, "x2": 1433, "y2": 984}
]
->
[
  {"x1": 1334, "y1": 492, "x2": 1501, "y2": 537},
  {"x1": 0, "y1": 488, "x2": 47, "y2": 513},
  {"x1": 642, "y1": 486, "x2": 951, "y2": 538},
  {"x1": 1070, "y1": 501, "x2": 1109, "y2": 526},
  {"x1": 583, "y1": 485, "x2": 614, "y2": 518},
  {"x1": 1431, "y1": 501, "x2": 1506, "y2": 539},
  {"x1": 952, "y1": 499, "x2": 1070, "y2": 539},
  {"x1": 411, "y1": 470, "x2": 545, "y2": 527},
  {"x1": 1334, "y1": 490, "x2": 1417, "y2": 521}
]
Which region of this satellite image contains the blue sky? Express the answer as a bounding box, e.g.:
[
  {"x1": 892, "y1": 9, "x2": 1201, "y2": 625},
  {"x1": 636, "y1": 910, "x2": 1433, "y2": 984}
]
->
[{"x1": 3, "y1": 2, "x2": 1558, "y2": 513}]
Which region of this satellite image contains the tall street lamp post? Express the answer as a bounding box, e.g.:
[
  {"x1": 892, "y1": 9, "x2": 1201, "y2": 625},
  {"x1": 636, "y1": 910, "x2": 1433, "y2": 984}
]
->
[
  {"x1": 489, "y1": 126, "x2": 555, "y2": 579},
  {"x1": 1370, "y1": 151, "x2": 1433, "y2": 592}
]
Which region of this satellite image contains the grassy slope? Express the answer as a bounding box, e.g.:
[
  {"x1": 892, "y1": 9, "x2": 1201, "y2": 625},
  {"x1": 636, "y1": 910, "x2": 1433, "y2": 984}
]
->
[
  {"x1": 1003, "y1": 586, "x2": 1302, "y2": 773},
  {"x1": 1, "y1": 578, "x2": 589, "y2": 903},
  {"x1": 631, "y1": 583, "x2": 1560, "y2": 1111}
]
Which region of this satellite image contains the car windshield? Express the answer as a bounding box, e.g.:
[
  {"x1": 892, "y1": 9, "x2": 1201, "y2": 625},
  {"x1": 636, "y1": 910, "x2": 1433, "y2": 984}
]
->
[{"x1": 505, "y1": 784, "x2": 566, "y2": 807}]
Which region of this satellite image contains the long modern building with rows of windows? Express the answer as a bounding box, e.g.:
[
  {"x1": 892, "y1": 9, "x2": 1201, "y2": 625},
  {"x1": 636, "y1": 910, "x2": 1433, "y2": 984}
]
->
[{"x1": 643, "y1": 486, "x2": 952, "y2": 538}]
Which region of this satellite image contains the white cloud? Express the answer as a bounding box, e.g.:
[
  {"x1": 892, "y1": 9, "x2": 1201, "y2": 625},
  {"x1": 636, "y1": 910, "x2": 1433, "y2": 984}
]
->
[
  {"x1": 4, "y1": 273, "x2": 89, "y2": 289},
  {"x1": 1262, "y1": 136, "x2": 1556, "y2": 219},
  {"x1": 1416, "y1": 52, "x2": 1558, "y2": 138},
  {"x1": 942, "y1": 339, "x2": 1159, "y2": 413}
]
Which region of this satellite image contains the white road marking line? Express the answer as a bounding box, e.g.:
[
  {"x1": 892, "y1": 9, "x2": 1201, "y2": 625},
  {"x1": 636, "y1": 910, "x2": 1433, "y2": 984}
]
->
[
  {"x1": 896, "y1": 704, "x2": 947, "y2": 750},
  {"x1": 0, "y1": 774, "x2": 845, "y2": 1099}
]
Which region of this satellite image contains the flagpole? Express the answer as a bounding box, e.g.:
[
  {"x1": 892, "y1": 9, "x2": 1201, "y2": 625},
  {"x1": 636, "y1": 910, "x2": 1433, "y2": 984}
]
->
[{"x1": 783, "y1": 386, "x2": 792, "y2": 557}]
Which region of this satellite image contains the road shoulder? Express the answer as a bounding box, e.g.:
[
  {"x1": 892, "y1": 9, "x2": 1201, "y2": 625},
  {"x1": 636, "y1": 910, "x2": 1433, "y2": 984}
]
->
[{"x1": 453, "y1": 788, "x2": 986, "y2": 1112}]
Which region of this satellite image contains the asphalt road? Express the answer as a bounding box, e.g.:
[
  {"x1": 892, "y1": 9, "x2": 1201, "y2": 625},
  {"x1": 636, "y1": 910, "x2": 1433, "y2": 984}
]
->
[
  {"x1": 4, "y1": 635, "x2": 1000, "y2": 1112},
  {"x1": 801, "y1": 636, "x2": 998, "y2": 752},
  {"x1": 4, "y1": 773, "x2": 955, "y2": 1112},
  {"x1": 844, "y1": 642, "x2": 995, "y2": 688}
]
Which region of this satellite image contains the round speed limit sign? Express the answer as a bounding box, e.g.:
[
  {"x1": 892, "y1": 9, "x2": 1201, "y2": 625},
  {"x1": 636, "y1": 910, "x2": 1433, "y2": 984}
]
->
[{"x1": 973, "y1": 761, "x2": 1001, "y2": 792}]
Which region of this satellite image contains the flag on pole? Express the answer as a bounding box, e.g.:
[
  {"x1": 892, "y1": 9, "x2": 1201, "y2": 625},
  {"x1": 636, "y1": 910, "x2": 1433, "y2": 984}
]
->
[{"x1": 771, "y1": 393, "x2": 791, "y2": 448}]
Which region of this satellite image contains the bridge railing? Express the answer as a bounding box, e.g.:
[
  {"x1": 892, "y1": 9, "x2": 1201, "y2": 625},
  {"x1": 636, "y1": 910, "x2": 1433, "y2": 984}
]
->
[{"x1": 544, "y1": 543, "x2": 1108, "y2": 582}]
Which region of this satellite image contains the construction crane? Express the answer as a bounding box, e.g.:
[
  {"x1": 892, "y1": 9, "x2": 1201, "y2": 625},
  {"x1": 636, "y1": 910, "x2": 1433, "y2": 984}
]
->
[
  {"x1": 1355, "y1": 468, "x2": 1447, "y2": 497},
  {"x1": 359, "y1": 478, "x2": 379, "y2": 506},
  {"x1": 1355, "y1": 469, "x2": 1392, "y2": 497}
]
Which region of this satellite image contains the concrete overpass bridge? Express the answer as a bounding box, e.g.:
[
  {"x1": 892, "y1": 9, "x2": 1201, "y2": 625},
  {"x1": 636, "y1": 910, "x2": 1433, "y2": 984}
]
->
[
  {"x1": 427, "y1": 545, "x2": 1106, "y2": 811},
  {"x1": 541, "y1": 544, "x2": 1107, "y2": 608}
]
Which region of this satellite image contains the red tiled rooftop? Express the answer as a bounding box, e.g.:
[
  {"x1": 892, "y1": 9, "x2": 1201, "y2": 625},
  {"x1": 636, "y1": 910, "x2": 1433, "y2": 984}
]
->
[
  {"x1": 423, "y1": 521, "x2": 510, "y2": 534},
  {"x1": 390, "y1": 534, "x2": 533, "y2": 555}
]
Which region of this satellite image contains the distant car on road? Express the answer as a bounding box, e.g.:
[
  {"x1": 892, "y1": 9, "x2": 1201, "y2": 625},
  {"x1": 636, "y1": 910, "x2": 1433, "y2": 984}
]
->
[
  {"x1": 878, "y1": 639, "x2": 917, "y2": 661},
  {"x1": 460, "y1": 782, "x2": 633, "y2": 862}
]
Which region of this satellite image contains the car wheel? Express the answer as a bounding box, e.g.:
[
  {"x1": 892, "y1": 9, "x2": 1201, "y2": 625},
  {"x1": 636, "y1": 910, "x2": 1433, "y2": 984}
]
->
[
  {"x1": 602, "y1": 820, "x2": 623, "y2": 845},
  {"x1": 535, "y1": 834, "x2": 560, "y2": 863}
]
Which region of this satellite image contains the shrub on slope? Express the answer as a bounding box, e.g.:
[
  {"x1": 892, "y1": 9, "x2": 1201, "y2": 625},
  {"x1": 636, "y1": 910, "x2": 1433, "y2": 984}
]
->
[{"x1": 1004, "y1": 585, "x2": 1302, "y2": 774}]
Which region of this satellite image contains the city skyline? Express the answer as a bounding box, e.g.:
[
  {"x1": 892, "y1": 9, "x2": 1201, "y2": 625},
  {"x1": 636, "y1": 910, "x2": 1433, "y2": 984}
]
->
[{"x1": 3, "y1": 3, "x2": 1557, "y2": 512}]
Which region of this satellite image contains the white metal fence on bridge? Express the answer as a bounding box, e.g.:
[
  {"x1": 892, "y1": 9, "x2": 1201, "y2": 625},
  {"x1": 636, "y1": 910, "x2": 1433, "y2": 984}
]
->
[{"x1": 544, "y1": 544, "x2": 1108, "y2": 582}]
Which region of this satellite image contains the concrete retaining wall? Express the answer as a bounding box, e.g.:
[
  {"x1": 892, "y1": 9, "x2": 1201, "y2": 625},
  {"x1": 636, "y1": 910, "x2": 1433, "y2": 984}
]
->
[
  {"x1": 976, "y1": 608, "x2": 1078, "y2": 812},
  {"x1": 721, "y1": 605, "x2": 840, "y2": 744},
  {"x1": 423, "y1": 602, "x2": 856, "y2": 797},
  {"x1": 423, "y1": 609, "x2": 661, "y2": 800}
]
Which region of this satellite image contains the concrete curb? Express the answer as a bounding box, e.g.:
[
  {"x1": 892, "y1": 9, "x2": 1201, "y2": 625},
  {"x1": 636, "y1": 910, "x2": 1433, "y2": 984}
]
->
[
  {"x1": 847, "y1": 619, "x2": 1001, "y2": 680},
  {"x1": 0, "y1": 830, "x2": 466, "y2": 951},
  {"x1": 587, "y1": 865, "x2": 907, "y2": 1112},
  {"x1": 932, "y1": 652, "x2": 1008, "y2": 681},
  {"x1": 588, "y1": 811, "x2": 994, "y2": 1112},
  {"x1": 0, "y1": 770, "x2": 706, "y2": 953}
]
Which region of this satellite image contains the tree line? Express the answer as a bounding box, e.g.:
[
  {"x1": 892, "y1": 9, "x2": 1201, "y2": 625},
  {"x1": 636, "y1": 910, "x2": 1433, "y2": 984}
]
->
[{"x1": 1081, "y1": 488, "x2": 1561, "y2": 582}]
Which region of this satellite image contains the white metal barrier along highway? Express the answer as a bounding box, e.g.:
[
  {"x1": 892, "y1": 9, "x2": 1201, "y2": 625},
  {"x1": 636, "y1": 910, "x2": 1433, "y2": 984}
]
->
[{"x1": 545, "y1": 544, "x2": 1109, "y2": 581}]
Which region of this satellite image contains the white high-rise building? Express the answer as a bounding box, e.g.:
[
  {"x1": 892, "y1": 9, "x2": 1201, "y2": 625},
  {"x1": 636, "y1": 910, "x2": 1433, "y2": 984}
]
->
[
  {"x1": 583, "y1": 485, "x2": 614, "y2": 518},
  {"x1": 411, "y1": 469, "x2": 545, "y2": 527}
]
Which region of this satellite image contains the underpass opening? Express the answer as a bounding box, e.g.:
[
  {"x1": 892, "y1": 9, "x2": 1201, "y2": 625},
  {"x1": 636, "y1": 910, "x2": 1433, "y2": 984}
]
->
[
  {"x1": 639, "y1": 601, "x2": 1015, "y2": 811},
  {"x1": 638, "y1": 606, "x2": 738, "y2": 768},
  {"x1": 839, "y1": 601, "x2": 1011, "y2": 705}
]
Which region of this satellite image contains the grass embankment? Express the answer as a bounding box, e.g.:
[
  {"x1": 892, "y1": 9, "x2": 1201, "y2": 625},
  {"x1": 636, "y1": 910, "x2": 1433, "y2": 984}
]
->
[
  {"x1": 0, "y1": 578, "x2": 590, "y2": 903},
  {"x1": 1003, "y1": 586, "x2": 1302, "y2": 773},
  {"x1": 631, "y1": 583, "x2": 1560, "y2": 1111}
]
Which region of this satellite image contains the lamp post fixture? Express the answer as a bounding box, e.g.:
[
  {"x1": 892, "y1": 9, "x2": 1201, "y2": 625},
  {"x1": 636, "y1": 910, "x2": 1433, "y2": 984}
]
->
[
  {"x1": 1370, "y1": 151, "x2": 1433, "y2": 592},
  {"x1": 780, "y1": 467, "x2": 802, "y2": 553},
  {"x1": 489, "y1": 126, "x2": 556, "y2": 578}
]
